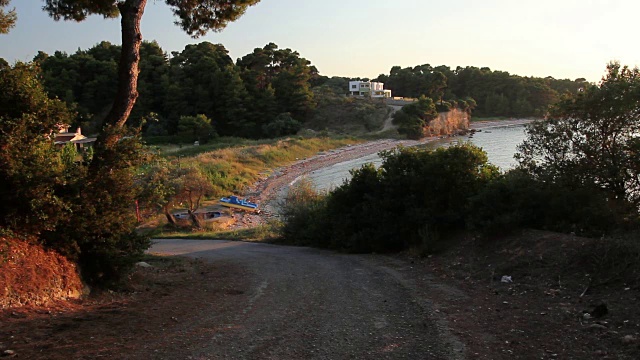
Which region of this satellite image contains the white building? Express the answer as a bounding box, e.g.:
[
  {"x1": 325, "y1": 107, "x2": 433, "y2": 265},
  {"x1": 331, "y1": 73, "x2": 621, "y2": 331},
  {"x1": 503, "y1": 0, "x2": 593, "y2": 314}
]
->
[{"x1": 349, "y1": 81, "x2": 392, "y2": 98}]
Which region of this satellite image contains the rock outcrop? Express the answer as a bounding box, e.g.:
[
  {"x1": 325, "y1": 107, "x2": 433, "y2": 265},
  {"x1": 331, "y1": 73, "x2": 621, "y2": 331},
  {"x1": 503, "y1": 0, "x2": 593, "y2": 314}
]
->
[{"x1": 425, "y1": 109, "x2": 470, "y2": 137}]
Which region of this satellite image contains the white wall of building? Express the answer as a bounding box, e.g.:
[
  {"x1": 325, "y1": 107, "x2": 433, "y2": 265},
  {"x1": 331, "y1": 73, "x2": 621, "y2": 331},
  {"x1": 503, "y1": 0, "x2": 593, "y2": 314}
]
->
[{"x1": 348, "y1": 81, "x2": 392, "y2": 98}]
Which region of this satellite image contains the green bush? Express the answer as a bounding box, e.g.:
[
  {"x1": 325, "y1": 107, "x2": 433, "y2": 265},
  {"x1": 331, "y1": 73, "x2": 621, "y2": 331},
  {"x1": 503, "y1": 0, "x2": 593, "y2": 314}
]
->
[
  {"x1": 435, "y1": 101, "x2": 452, "y2": 112},
  {"x1": 177, "y1": 114, "x2": 216, "y2": 143},
  {"x1": 280, "y1": 144, "x2": 499, "y2": 253},
  {"x1": 279, "y1": 178, "x2": 329, "y2": 247},
  {"x1": 262, "y1": 112, "x2": 301, "y2": 138},
  {"x1": 468, "y1": 169, "x2": 623, "y2": 238},
  {"x1": 393, "y1": 96, "x2": 438, "y2": 140}
]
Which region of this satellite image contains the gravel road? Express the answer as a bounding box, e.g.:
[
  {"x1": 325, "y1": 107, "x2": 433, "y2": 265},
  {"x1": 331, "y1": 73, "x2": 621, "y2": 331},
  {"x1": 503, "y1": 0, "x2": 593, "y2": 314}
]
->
[{"x1": 150, "y1": 239, "x2": 466, "y2": 360}]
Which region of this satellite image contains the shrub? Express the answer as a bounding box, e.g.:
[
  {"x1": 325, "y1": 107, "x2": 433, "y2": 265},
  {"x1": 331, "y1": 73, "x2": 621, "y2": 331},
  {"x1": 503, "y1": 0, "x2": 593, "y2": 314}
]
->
[
  {"x1": 393, "y1": 96, "x2": 438, "y2": 139},
  {"x1": 435, "y1": 101, "x2": 452, "y2": 112},
  {"x1": 279, "y1": 178, "x2": 329, "y2": 246},
  {"x1": 177, "y1": 114, "x2": 216, "y2": 143},
  {"x1": 469, "y1": 169, "x2": 623, "y2": 238},
  {"x1": 281, "y1": 144, "x2": 499, "y2": 254},
  {"x1": 262, "y1": 113, "x2": 301, "y2": 138}
]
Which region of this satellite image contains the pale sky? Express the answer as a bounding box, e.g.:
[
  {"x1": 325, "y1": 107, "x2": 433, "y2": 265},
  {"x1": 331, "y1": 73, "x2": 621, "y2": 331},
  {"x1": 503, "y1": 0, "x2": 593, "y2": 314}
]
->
[{"x1": 1, "y1": 0, "x2": 639, "y2": 82}]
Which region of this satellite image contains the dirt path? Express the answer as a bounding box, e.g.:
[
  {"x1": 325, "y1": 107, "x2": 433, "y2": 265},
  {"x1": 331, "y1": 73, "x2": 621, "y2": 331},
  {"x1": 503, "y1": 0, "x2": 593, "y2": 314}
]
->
[
  {"x1": 147, "y1": 239, "x2": 466, "y2": 359},
  {"x1": 376, "y1": 105, "x2": 402, "y2": 134},
  {"x1": 3, "y1": 231, "x2": 637, "y2": 359}
]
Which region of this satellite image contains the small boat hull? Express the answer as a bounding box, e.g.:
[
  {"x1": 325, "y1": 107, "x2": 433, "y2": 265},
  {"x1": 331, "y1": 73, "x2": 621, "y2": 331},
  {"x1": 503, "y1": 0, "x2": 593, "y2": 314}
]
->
[{"x1": 219, "y1": 195, "x2": 259, "y2": 212}]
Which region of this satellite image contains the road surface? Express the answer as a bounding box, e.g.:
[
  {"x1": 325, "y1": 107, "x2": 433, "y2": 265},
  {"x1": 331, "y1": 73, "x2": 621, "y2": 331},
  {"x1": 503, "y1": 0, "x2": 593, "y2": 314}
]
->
[{"x1": 150, "y1": 239, "x2": 466, "y2": 359}]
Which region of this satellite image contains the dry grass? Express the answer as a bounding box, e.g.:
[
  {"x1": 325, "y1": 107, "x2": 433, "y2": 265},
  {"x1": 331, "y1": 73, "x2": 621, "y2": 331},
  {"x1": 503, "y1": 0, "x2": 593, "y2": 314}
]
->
[
  {"x1": 180, "y1": 137, "x2": 363, "y2": 198},
  {"x1": 0, "y1": 237, "x2": 83, "y2": 308}
]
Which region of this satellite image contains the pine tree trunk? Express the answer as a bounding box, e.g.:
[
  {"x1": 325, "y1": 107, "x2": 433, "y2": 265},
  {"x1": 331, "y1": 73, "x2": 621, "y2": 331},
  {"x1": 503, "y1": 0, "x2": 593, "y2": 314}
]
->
[
  {"x1": 112, "y1": 0, "x2": 146, "y2": 128},
  {"x1": 90, "y1": 0, "x2": 147, "y2": 171}
]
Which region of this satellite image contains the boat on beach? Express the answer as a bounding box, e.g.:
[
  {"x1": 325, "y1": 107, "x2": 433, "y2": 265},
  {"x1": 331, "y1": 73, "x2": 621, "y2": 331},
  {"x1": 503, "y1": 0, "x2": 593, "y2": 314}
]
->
[{"x1": 219, "y1": 195, "x2": 259, "y2": 212}]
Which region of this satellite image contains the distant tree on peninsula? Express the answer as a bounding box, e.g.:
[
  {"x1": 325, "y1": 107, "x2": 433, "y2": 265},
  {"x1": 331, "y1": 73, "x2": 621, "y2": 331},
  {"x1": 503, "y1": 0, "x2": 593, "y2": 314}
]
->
[
  {"x1": 392, "y1": 96, "x2": 438, "y2": 139},
  {"x1": 0, "y1": 0, "x2": 16, "y2": 34}
]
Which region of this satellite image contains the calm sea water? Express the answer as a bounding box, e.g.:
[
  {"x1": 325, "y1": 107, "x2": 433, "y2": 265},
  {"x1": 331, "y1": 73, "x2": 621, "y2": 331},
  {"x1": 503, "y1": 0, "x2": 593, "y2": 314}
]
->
[{"x1": 307, "y1": 124, "x2": 528, "y2": 191}]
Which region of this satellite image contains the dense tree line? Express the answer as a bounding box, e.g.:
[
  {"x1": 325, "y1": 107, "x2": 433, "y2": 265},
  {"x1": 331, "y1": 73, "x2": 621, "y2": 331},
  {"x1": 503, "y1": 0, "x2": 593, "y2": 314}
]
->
[
  {"x1": 375, "y1": 64, "x2": 590, "y2": 118},
  {"x1": 35, "y1": 41, "x2": 317, "y2": 139},
  {"x1": 36, "y1": 41, "x2": 591, "y2": 140}
]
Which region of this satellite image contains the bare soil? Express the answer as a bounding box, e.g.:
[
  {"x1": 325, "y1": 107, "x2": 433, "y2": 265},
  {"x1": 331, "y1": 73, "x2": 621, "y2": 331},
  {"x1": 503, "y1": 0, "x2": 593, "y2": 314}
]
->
[
  {"x1": 408, "y1": 230, "x2": 640, "y2": 359},
  {"x1": 2, "y1": 232, "x2": 638, "y2": 359}
]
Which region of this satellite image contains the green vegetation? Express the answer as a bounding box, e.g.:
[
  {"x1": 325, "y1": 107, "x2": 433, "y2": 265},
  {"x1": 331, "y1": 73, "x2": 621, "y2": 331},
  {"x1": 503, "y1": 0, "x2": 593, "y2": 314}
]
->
[
  {"x1": 281, "y1": 63, "x2": 640, "y2": 258},
  {"x1": 0, "y1": 63, "x2": 149, "y2": 286},
  {"x1": 153, "y1": 222, "x2": 281, "y2": 242},
  {"x1": 148, "y1": 137, "x2": 360, "y2": 196},
  {"x1": 306, "y1": 84, "x2": 391, "y2": 134},
  {"x1": 470, "y1": 116, "x2": 511, "y2": 122},
  {"x1": 517, "y1": 62, "x2": 640, "y2": 213},
  {"x1": 488, "y1": 61, "x2": 640, "y2": 236},
  {"x1": 375, "y1": 64, "x2": 588, "y2": 118},
  {"x1": 280, "y1": 144, "x2": 499, "y2": 253},
  {"x1": 135, "y1": 136, "x2": 362, "y2": 230},
  {"x1": 0, "y1": 0, "x2": 260, "y2": 288},
  {"x1": 36, "y1": 36, "x2": 585, "y2": 145},
  {"x1": 0, "y1": 0, "x2": 16, "y2": 34},
  {"x1": 392, "y1": 96, "x2": 439, "y2": 139},
  {"x1": 0, "y1": 63, "x2": 72, "y2": 236},
  {"x1": 37, "y1": 41, "x2": 317, "y2": 140}
]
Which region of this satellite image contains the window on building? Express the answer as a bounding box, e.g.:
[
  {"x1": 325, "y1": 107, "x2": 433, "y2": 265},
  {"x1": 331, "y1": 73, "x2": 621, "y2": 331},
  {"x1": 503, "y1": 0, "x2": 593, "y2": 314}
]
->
[{"x1": 351, "y1": 84, "x2": 357, "y2": 89}]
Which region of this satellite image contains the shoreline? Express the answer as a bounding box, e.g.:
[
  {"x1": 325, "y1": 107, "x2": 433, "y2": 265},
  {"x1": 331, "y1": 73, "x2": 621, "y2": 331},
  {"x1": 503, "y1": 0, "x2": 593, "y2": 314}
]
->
[{"x1": 239, "y1": 118, "x2": 534, "y2": 223}]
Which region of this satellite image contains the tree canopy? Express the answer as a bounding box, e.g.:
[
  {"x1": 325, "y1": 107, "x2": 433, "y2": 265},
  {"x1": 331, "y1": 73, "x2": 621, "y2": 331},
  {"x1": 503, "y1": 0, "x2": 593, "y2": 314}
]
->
[
  {"x1": 517, "y1": 62, "x2": 640, "y2": 214},
  {"x1": 37, "y1": 40, "x2": 320, "y2": 139},
  {"x1": 376, "y1": 64, "x2": 589, "y2": 118},
  {"x1": 41, "y1": 0, "x2": 260, "y2": 155},
  {"x1": 0, "y1": 0, "x2": 16, "y2": 33},
  {"x1": 43, "y1": 0, "x2": 260, "y2": 36}
]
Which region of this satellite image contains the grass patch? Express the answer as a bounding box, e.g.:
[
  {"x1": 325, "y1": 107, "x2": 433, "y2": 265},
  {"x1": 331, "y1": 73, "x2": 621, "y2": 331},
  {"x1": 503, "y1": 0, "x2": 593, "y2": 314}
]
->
[
  {"x1": 178, "y1": 136, "x2": 363, "y2": 198},
  {"x1": 151, "y1": 136, "x2": 271, "y2": 157}
]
